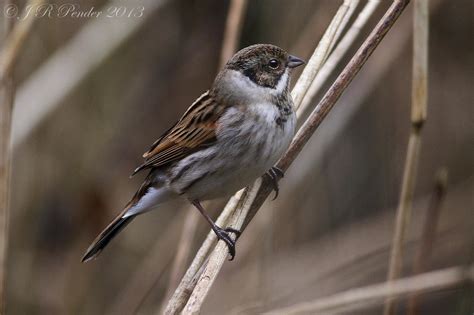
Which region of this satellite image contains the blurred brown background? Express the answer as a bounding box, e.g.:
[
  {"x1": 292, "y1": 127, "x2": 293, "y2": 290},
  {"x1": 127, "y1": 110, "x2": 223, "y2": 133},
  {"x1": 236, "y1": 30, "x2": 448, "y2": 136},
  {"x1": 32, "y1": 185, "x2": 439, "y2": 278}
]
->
[{"x1": 3, "y1": 0, "x2": 473, "y2": 314}]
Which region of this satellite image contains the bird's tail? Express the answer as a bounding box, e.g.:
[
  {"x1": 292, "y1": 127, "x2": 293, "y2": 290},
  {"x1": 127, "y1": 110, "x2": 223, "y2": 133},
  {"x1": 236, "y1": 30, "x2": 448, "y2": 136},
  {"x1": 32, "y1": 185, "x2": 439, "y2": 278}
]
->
[
  {"x1": 81, "y1": 214, "x2": 134, "y2": 263},
  {"x1": 82, "y1": 172, "x2": 173, "y2": 263}
]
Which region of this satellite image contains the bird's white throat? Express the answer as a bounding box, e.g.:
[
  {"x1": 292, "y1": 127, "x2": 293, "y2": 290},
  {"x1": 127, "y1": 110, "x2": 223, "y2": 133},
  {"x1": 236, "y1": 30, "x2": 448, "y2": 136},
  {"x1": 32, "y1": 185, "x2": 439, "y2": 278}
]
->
[
  {"x1": 225, "y1": 69, "x2": 289, "y2": 103},
  {"x1": 274, "y1": 69, "x2": 289, "y2": 94}
]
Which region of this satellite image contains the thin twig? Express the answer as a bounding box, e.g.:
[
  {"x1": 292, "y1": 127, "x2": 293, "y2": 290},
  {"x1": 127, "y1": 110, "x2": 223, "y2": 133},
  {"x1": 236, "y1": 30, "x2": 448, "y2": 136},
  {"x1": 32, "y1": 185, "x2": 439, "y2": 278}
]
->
[
  {"x1": 166, "y1": 0, "x2": 410, "y2": 313},
  {"x1": 263, "y1": 265, "x2": 474, "y2": 315},
  {"x1": 218, "y1": 0, "x2": 248, "y2": 70},
  {"x1": 0, "y1": 0, "x2": 44, "y2": 312},
  {"x1": 384, "y1": 0, "x2": 429, "y2": 314},
  {"x1": 407, "y1": 169, "x2": 448, "y2": 315}
]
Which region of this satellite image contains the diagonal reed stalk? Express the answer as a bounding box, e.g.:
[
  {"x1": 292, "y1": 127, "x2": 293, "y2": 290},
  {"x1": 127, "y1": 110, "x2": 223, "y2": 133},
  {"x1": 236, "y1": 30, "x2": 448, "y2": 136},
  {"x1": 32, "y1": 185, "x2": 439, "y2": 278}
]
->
[
  {"x1": 165, "y1": 1, "x2": 411, "y2": 314},
  {"x1": 241, "y1": 0, "x2": 410, "y2": 238},
  {"x1": 0, "y1": 0, "x2": 44, "y2": 312},
  {"x1": 290, "y1": 0, "x2": 353, "y2": 111},
  {"x1": 164, "y1": 1, "x2": 354, "y2": 312},
  {"x1": 384, "y1": 0, "x2": 429, "y2": 314},
  {"x1": 298, "y1": 0, "x2": 381, "y2": 117},
  {"x1": 163, "y1": 190, "x2": 245, "y2": 314},
  {"x1": 263, "y1": 265, "x2": 474, "y2": 315}
]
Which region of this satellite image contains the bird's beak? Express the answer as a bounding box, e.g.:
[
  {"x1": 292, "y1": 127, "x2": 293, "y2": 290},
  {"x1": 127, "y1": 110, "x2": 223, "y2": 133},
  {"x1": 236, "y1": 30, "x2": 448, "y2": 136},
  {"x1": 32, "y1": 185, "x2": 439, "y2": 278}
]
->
[{"x1": 287, "y1": 55, "x2": 305, "y2": 68}]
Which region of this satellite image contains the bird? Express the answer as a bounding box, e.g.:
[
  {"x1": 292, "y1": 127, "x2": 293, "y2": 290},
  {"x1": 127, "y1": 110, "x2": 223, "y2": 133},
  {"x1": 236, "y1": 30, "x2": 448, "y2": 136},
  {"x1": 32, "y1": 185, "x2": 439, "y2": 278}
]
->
[{"x1": 82, "y1": 44, "x2": 305, "y2": 263}]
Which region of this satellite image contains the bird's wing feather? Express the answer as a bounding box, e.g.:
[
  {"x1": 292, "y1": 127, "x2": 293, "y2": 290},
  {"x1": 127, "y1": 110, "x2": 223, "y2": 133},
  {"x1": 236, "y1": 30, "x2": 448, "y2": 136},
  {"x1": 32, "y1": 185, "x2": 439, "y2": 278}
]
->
[{"x1": 132, "y1": 91, "x2": 226, "y2": 175}]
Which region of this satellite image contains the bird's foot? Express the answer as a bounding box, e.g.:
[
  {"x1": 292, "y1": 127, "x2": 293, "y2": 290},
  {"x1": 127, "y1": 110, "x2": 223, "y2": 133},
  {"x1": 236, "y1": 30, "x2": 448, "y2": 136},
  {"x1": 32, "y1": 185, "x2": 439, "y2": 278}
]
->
[
  {"x1": 265, "y1": 166, "x2": 285, "y2": 200},
  {"x1": 213, "y1": 226, "x2": 241, "y2": 260}
]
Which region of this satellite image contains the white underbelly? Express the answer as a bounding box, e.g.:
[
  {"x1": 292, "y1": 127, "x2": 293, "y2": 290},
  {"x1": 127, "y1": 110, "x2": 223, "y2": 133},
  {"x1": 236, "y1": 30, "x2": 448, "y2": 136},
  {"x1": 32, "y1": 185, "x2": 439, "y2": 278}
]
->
[{"x1": 169, "y1": 104, "x2": 295, "y2": 200}]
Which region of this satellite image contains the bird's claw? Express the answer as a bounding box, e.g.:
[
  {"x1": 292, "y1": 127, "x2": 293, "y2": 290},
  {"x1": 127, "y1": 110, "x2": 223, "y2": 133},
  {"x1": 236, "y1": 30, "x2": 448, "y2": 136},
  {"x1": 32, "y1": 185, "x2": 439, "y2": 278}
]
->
[
  {"x1": 224, "y1": 227, "x2": 241, "y2": 239},
  {"x1": 265, "y1": 166, "x2": 285, "y2": 200},
  {"x1": 214, "y1": 226, "x2": 240, "y2": 260},
  {"x1": 270, "y1": 166, "x2": 284, "y2": 178}
]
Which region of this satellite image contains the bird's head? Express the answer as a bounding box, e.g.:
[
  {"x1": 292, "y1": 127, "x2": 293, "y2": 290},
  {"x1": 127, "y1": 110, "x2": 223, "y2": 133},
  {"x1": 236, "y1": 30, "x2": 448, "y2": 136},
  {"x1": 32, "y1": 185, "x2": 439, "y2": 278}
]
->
[{"x1": 224, "y1": 44, "x2": 305, "y2": 91}]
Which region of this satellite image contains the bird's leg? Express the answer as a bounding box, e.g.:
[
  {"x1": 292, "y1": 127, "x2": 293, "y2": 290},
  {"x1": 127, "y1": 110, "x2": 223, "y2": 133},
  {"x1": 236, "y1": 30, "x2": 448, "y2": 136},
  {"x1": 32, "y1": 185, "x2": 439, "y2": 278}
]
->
[
  {"x1": 265, "y1": 166, "x2": 285, "y2": 200},
  {"x1": 190, "y1": 200, "x2": 241, "y2": 260}
]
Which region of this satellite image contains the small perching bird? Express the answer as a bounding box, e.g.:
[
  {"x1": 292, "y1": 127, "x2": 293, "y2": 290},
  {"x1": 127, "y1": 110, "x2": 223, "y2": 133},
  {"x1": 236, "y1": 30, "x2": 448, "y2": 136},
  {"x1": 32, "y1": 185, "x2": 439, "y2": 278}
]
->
[{"x1": 82, "y1": 44, "x2": 304, "y2": 262}]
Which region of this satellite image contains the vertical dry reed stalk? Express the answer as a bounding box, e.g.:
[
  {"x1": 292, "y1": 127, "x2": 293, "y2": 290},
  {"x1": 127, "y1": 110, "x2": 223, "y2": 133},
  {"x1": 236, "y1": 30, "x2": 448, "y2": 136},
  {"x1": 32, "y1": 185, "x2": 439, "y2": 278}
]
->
[
  {"x1": 407, "y1": 169, "x2": 448, "y2": 315},
  {"x1": 165, "y1": 1, "x2": 411, "y2": 313},
  {"x1": 0, "y1": 15, "x2": 14, "y2": 315},
  {"x1": 0, "y1": 0, "x2": 44, "y2": 312},
  {"x1": 384, "y1": 0, "x2": 429, "y2": 314}
]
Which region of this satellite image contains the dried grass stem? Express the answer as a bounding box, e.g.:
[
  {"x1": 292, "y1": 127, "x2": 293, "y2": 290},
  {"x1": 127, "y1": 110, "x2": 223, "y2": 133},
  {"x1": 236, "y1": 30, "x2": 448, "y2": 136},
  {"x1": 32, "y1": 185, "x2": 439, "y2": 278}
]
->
[{"x1": 384, "y1": 1, "x2": 429, "y2": 313}]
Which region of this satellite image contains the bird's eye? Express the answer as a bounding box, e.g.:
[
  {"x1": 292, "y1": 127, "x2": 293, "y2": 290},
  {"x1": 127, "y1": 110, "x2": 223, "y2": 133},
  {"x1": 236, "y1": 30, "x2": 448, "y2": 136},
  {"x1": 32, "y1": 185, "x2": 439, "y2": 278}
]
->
[{"x1": 268, "y1": 59, "x2": 279, "y2": 69}]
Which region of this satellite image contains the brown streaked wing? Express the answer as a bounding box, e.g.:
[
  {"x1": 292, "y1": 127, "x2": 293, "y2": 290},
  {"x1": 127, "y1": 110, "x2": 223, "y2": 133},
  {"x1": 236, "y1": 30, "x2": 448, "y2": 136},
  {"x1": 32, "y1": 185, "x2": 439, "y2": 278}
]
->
[
  {"x1": 132, "y1": 91, "x2": 225, "y2": 175},
  {"x1": 142, "y1": 91, "x2": 210, "y2": 157}
]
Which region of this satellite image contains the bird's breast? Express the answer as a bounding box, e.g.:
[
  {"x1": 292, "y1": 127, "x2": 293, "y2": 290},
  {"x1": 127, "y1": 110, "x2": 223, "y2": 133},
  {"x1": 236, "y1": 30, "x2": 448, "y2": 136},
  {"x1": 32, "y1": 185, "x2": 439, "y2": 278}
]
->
[
  {"x1": 168, "y1": 101, "x2": 295, "y2": 200},
  {"x1": 218, "y1": 101, "x2": 295, "y2": 166}
]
